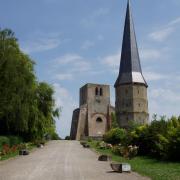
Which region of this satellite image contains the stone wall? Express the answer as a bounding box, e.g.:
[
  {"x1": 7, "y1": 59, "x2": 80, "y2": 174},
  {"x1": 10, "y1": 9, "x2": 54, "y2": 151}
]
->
[
  {"x1": 70, "y1": 83, "x2": 114, "y2": 140},
  {"x1": 70, "y1": 108, "x2": 80, "y2": 140},
  {"x1": 115, "y1": 84, "x2": 149, "y2": 128}
]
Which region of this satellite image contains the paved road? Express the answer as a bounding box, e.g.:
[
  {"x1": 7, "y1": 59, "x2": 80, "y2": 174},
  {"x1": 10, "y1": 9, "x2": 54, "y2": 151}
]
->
[{"x1": 0, "y1": 141, "x2": 149, "y2": 180}]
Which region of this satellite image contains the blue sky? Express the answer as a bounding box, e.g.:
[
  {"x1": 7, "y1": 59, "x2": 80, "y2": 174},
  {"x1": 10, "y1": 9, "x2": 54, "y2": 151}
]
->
[{"x1": 0, "y1": 0, "x2": 180, "y2": 138}]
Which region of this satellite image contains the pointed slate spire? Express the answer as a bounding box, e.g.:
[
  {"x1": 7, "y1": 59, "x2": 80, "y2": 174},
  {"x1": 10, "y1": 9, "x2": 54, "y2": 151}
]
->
[{"x1": 115, "y1": 0, "x2": 148, "y2": 87}]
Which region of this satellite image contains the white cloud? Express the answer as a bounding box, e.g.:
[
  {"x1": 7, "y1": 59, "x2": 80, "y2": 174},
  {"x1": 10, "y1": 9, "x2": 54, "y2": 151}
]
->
[
  {"x1": 81, "y1": 8, "x2": 109, "y2": 27},
  {"x1": 149, "y1": 16, "x2": 180, "y2": 42},
  {"x1": 149, "y1": 88, "x2": 180, "y2": 117},
  {"x1": 50, "y1": 54, "x2": 92, "y2": 82},
  {"x1": 103, "y1": 52, "x2": 120, "y2": 69},
  {"x1": 144, "y1": 72, "x2": 168, "y2": 81},
  {"x1": 149, "y1": 27, "x2": 174, "y2": 42},
  {"x1": 53, "y1": 83, "x2": 77, "y2": 138},
  {"x1": 55, "y1": 54, "x2": 91, "y2": 72},
  {"x1": 21, "y1": 32, "x2": 62, "y2": 53},
  {"x1": 55, "y1": 73, "x2": 73, "y2": 80},
  {"x1": 55, "y1": 54, "x2": 82, "y2": 64},
  {"x1": 168, "y1": 17, "x2": 180, "y2": 26},
  {"x1": 81, "y1": 40, "x2": 94, "y2": 50},
  {"x1": 140, "y1": 48, "x2": 162, "y2": 60}
]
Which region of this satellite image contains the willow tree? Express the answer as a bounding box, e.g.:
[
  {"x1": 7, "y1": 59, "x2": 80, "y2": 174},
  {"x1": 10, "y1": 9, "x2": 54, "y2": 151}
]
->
[{"x1": 0, "y1": 28, "x2": 59, "y2": 140}]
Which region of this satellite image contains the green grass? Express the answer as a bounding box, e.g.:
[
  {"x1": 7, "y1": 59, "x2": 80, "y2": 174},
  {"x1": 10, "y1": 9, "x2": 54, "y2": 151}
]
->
[
  {"x1": 0, "y1": 143, "x2": 36, "y2": 161},
  {"x1": 0, "y1": 151, "x2": 19, "y2": 161},
  {"x1": 87, "y1": 141, "x2": 180, "y2": 180}
]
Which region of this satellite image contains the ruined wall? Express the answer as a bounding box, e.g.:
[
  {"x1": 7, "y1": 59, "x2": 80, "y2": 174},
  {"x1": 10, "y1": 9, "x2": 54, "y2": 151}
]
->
[
  {"x1": 71, "y1": 83, "x2": 115, "y2": 140},
  {"x1": 86, "y1": 84, "x2": 110, "y2": 137},
  {"x1": 76, "y1": 105, "x2": 88, "y2": 140},
  {"x1": 70, "y1": 108, "x2": 80, "y2": 140}
]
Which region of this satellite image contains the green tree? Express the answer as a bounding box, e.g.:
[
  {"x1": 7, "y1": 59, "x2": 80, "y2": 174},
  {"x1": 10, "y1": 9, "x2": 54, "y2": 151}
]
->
[
  {"x1": 0, "y1": 28, "x2": 60, "y2": 140},
  {"x1": 111, "y1": 113, "x2": 118, "y2": 129},
  {"x1": 0, "y1": 29, "x2": 36, "y2": 134}
]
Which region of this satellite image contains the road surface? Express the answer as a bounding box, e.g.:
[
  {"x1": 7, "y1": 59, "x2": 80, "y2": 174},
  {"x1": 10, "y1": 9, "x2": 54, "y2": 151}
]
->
[{"x1": 0, "y1": 141, "x2": 149, "y2": 180}]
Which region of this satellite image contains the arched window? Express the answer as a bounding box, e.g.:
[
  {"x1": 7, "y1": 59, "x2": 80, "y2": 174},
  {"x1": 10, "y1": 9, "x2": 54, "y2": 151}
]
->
[
  {"x1": 96, "y1": 117, "x2": 103, "y2": 123},
  {"x1": 100, "y1": 88, "x2": 103, "y2": 96},
  {"x1": 95, "y1": 87, "x2": 98, "y2": 96}
]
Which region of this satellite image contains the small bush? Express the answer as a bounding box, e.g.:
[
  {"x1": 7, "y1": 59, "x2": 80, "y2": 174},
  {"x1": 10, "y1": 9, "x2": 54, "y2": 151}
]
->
[
  {"x1": 65, "y1": 136, "x2": 70, "y2": 140},
  {"x1": 33, "y1": 139, "x2": 46, "y2": 146},
  {"x1": 104, "y1": 128, "x2": 126, "y2": 145},
  {"x1": 51, "y1": 133, "x2": 61, "y2": 140},
  {"x1": 0, "y1": 136, "x2": 22, "y2": 151},
  {"x1": 9, "y1": 136, "x2": 23, "y2": 146},
  {"x1": 0, "y1": 136, "x2": 10, "y2": 150}
]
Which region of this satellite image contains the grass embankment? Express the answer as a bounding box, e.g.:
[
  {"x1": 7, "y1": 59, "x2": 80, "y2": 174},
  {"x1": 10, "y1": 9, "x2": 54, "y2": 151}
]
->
[
  {"x1": 0, "y1": 143, "x2": 36, "y2": 161},
  {"x1": 0, "y1": 136, "x2": 45, "y2": 161},
  {"x1": 87, "y1": 141, "x2": 180, "y2": 180}
]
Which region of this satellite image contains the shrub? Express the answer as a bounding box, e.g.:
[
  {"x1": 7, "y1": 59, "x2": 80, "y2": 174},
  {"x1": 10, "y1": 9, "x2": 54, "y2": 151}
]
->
[
  {"x1": 112, "y1": 144, "x2": 138, "y2": 159},
  {"x1": 166, "y1": 126, "x2": 180, "y2": 161},
  {"x1": 9, "y1": 136, "x2": 23, "y2": 146},
  {"x1": 99, "y1": 141, "x2": 106, "y2": 149},
  {"x1": 65, "y1": 136, "x2": 70, "y2": 140},
  {"x1": 33, "y1": 139, "x2": 46, "y2": 146},
  {"x1": 51, "y1": 133, "x2": 61, "y2": 140},
  {"x1": 104, "y1": 128, "x2": 126, "y2": 145},
  {"x1": 0, "y1": 136, "x2": 10, "y2": 150},
  {"x1": 0, "y1": 136, "x2": 23, "y2": 151}
]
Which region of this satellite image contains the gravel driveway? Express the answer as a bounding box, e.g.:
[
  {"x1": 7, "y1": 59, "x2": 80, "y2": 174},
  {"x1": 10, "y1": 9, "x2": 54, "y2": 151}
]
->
[{"x1": 0, "y1": 141, "x2": 150, "y2": 180}]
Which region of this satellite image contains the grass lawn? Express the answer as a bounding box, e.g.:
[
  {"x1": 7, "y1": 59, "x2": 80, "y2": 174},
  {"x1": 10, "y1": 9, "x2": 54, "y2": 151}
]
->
[{"x1": 87, "y1": 141, "x2": 180, "y2": 180}]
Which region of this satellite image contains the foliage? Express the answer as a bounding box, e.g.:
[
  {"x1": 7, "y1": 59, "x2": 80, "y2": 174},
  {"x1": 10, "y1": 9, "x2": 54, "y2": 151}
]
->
[
  {"x1": 103, "y1": 115, "x2": 180, "y2": 161},
  {"x1": 0, "y1": 136, "x2": 22, "y2": 150},
  {"x1": 128, "y1": 116, "x2": 180, "y2": 161},
  {"x1": 0, "y1": 28, "x2": 60, "y2": 140},
  {"x1": 88, "y1": 140, "x2": 180, "y2": 180},
  {"x1": 112, "y1": 144, "x2": 138, "y2": 159},
  {"x1": 111, "y1": 112, "x2": 118, "y2": 129},
  {"x1": 0, "y1": 136, "x2": 10, "y2": 149},
  {"x1": 65, "y1": 136, "x2": 70, "y2": 140},
  {"x1": 103, "y1": 128, "x2": 126, "y2": 145},
  {"x1": 51, "y1": 132, "x2": 61, "y2": 140}
]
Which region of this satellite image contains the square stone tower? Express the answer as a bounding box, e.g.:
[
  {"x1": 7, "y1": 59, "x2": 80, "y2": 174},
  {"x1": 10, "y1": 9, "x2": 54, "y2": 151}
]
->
[
  {"x1": 114, "y1": 0, "x2": 149, "y2": 128},
  {"x1": 70, "y1": 83, "x2": 114, "y2": 140}
]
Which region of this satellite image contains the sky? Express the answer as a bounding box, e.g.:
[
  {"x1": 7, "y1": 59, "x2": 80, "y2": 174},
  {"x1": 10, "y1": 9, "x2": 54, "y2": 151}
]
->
[{"x1": 0, "y1": 0, "x2": 180, "y2": 138}]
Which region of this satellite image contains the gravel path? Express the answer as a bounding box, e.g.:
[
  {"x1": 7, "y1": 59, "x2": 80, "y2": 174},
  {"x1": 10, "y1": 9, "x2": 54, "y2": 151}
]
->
[{"x1": 0, "y1": 141, "x2": 150, "y2": 180}]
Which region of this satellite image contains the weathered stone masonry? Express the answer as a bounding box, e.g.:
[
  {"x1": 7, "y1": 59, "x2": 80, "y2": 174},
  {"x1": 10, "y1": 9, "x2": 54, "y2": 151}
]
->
[
  {"x1": 114, "y1": 0, "x2": 149, "y2": 128},
  {"x1": 70, "y1": 83, "x2": 114, "y2": 140}
]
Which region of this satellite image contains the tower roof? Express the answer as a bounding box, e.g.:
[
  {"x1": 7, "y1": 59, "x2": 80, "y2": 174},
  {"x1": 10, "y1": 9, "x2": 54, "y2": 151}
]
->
[{"x1": 114, "y1": 0, "x2": 148, "y2": 87}]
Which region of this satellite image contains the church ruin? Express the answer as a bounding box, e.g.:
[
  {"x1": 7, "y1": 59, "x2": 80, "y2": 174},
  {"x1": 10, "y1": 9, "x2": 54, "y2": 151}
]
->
[
  {"x1": 70, "y1": 0, "x2": 149, "y2": 140},
  {"x1": 70, "y1": 84, "x2": 114, "y2": 140}
]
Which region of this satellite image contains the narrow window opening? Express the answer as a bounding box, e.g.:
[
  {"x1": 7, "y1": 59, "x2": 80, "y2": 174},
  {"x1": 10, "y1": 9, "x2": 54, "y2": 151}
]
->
[
  {"x1": 100, "y1": 88, "x2": 103, "y2": 96},
  {"x1": 95, "y1": 87, "x2": 98, "y2": 96}
]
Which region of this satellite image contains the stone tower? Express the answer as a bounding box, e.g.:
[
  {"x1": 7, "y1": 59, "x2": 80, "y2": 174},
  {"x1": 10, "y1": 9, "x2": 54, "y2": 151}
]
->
[
  {"x1": 114, "y1": 0, "x2": 149, "y2": 128},
  {"x1": 70, "y1": 83, "x2": 114, "y2": 140}
]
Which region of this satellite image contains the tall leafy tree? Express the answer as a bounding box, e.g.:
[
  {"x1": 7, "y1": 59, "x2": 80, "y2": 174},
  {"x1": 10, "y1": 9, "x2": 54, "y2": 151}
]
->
[{"x1": 0, "y1": 28, "x2": 59, "y2": 140}]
